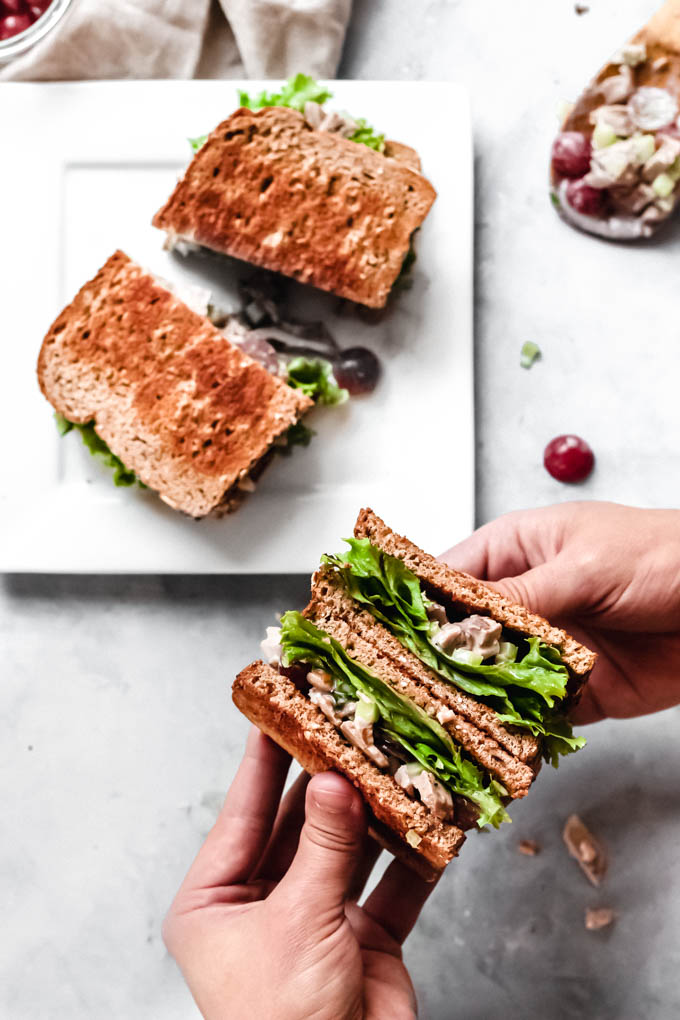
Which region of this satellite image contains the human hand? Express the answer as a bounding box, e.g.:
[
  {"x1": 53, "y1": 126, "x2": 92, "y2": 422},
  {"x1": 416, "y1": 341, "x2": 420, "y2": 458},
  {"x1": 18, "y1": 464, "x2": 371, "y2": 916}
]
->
[
  {"x1": 163, "y1": 728, "x2": 436, "y2": 1020},
  {"x1": 440, "y1": 501, "x2": 680, "y2": 724}
]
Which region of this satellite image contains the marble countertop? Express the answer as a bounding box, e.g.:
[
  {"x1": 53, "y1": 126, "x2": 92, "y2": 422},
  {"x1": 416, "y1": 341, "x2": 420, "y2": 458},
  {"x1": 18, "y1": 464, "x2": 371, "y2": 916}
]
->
[{"x1": 3, "y1": 2, "x2": 680, "y2": 1017}]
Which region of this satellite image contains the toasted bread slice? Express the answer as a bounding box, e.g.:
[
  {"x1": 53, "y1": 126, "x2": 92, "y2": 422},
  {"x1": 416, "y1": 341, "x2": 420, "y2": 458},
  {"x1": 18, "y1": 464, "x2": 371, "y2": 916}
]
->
[
  {"x1": 304, "y1": 566, "x2": 540, "y2": 797},
  {"x1": 152, "y1": 106, "x2": 436, "y2": 309},
  {"x1": 354, "y1": 509, "x2": 597, "y2": 684},
  {"x1": 233, "y1": 661, "x2": 465, "y2": 880},
  {"x1": 37, "y1": 251, "x2": 312, "y2": 519}
]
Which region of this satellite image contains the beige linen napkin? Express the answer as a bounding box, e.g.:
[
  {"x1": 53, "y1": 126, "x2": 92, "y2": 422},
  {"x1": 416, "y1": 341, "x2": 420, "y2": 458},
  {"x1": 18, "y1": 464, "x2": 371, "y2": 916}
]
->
[{"x1": 1, "y1": 0, "x2": 352, "y2": 81}]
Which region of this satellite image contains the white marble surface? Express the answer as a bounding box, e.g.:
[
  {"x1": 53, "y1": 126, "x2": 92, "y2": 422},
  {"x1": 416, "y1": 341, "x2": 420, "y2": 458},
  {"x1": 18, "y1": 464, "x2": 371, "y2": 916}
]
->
[{"x1": 3, "y1": 2, "x2": 680, "y2": 1017}]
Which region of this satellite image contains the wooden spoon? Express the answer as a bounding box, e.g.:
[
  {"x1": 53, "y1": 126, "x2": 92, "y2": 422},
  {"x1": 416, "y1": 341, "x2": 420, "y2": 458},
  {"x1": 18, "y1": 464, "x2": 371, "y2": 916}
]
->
[{"x1": 551, "y1": 0, "x2": 680, "y2": 239}]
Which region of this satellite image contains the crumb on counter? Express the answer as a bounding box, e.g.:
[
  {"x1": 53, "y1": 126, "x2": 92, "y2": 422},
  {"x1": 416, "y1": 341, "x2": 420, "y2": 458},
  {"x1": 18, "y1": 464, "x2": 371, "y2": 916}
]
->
[
  {"x1": 562, "y1": 814, "x2": 608, "y2": 886},
  {"x1": 585, "y1": 907, "x2": 615, "y2": 931},
  {"x1": 518, "y1": 839, "x2": 541, "y2": 856}
]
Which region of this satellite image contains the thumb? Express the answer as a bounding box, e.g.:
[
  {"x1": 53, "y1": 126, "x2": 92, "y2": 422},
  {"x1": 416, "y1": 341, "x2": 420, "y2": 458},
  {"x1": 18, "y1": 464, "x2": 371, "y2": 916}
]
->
[
  {"x1": 490, "y1": 557, "x2": 585, "y2": 621},
  {"x1": 277, "y1": 772, "x2": 366, "y2": 917}
]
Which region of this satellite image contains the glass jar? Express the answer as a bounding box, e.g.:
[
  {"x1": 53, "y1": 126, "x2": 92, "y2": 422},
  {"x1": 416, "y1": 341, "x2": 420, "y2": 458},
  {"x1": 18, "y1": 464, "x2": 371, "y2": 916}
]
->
[{"x1": 0, "y1": 0, "x2": 74, "y2": 67}]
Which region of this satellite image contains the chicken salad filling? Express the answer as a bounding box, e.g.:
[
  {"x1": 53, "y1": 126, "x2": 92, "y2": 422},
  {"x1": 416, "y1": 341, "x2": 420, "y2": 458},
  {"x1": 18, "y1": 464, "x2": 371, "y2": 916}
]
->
[
  {"x1": 261, "y1": 614, "x2": 510, "y2": 830},
  {"x1": 323, "y1": 539, "x2": 586, "y2": 766},
  {"x1": 551, "y1": 43, "x2": 680, "y2": 237}
]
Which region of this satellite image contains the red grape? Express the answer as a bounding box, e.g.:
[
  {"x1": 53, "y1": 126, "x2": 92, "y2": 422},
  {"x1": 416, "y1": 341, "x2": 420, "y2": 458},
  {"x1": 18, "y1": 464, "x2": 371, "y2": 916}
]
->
[
  {"x1": 333, "y1": 347, "x2": 381, "y2": 395},
  {"x1": 0, "y1": 12, "x2": 32, "y2": 37},
  {"x1": 279, "y1": 663, "x2": 309, "y2": 691},
  {"x1": 29, "y1": 0, "x2": 51, "y2": 14},
  {"x1": 544, "y1": 435, "x2": 595, "y2": 483},
  {"x1": 565, "y1": 178, "x2": 606, "y2": 217},
  {"x1": 3, "y1": 0, "x2": 28, "y2": 13},
  {"x1": 552, "y1": 132, "x2": 592, "y2": 178}
]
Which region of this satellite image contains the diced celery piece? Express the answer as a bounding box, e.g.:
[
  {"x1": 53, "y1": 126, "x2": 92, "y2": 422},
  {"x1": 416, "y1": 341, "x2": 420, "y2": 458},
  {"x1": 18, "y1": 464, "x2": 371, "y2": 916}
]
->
[
  {"x1": 652, "y1": 173, "x2": 675, "y2": 198},
  {"x1": 355, "y1": 697, "x2": 379, "y2": 723},
  {"x1": 668, "y1": 157, "x2": 680, "y2": 184},
  {"x1": 451, "y1": 649, "x2": 484, "y2": 667},
  {"x1": 592, "y1": 123, "x2": 617, "y2": 149},
  {"x1": 520, "y1": 341, "x2": 542, "y2": 369},
  {"x1": 633, "y1": 133, "x2": 656, "y2": 164},
  {"x1": 495, "y1": 641, "x2": 518, "y2": 664},
  {"x1": 636, "y1": 135, "x2": 656, "y2": 165}
]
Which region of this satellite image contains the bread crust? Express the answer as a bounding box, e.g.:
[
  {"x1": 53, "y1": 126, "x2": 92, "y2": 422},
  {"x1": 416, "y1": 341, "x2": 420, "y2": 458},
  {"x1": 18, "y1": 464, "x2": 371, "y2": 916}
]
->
[
  {"x1": 353, "y1": 509, "x2": 597, "y2": 682},
  {"x1": 306, "y1": 566, "x2": 541, "y2": 795},
  {"x1": 232, "y1": 661, "x2": 465, "y2": 880},
  {"x1": 152, "y1": 107, "x2": 436, "y2": 309},
  {"x1": 37, "y1": 251, "x2": 312, "y2": 518}
]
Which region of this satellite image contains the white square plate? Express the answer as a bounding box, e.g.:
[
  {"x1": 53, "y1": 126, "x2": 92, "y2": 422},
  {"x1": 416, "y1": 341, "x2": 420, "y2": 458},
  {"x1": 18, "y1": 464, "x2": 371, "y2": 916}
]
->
[{"x1": 0, "y1": 80, "x2": 473, "y2": 573}]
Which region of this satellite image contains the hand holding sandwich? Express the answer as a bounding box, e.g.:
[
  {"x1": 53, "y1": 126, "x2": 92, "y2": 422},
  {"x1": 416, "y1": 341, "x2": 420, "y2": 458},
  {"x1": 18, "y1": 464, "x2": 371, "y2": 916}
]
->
[
  {"x1": 442, "y1": 501, "x2": 680, "y2": 724},
  {"x1": 163, "y1": 728, "x2": 434, "y2": 1020}
]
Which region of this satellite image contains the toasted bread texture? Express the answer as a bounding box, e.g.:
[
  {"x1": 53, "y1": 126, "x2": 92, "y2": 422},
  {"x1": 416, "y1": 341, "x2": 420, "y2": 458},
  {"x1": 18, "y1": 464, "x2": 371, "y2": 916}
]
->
[
  {"x1": 37, "y1": 251, "x2": 312, "y2": 518},
  {"x1": 152, "y1": 106, "x2": 437, "y2": 309},
  {"x1": 354, "y1": 509, "x2": 597, "y2": 683},
  {"x1": 233, "y1": 661, "x2": 465, "y2": 880},
  {"x1": 305, "y1": 566, "x2": 540, "y2": 796}
]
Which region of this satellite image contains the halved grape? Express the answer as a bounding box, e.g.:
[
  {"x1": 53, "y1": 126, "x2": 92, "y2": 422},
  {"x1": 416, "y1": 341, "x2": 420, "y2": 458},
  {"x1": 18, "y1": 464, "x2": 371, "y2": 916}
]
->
[
  {"x1": 565, "y1": 178, "x2": 606, "y2": 217},
  {"x1": 552, "y1": 132, "x2": 592, "y2": 178}
]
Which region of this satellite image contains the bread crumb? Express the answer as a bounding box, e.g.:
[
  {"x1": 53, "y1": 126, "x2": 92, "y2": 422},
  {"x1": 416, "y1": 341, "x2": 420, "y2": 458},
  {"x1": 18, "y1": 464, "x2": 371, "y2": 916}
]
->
[
  {"x1": 518, "y1": 839, "x2": 540, "y2": 856},
  {"x1": 574, "y1": 3, "x2": 589, "y2": 13},
  {"x1": 585, "y1": 907, "x2": 615, "y2": 931},
  {"x1": 562, "y1": 814, "x2": 607, "y2": 886}
]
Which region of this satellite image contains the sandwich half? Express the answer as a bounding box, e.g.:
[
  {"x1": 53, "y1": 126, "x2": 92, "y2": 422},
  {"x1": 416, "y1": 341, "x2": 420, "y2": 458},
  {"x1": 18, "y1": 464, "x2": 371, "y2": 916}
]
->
[
  {"x1": 152, "y1": 92, "x2": 436, "y2": 309},
  {"x1": 37, "y1": 250, "x2": 313, "y2": 518},
  {"x1": 233, "y1": 509, "x2": 596, "y2": 880}
]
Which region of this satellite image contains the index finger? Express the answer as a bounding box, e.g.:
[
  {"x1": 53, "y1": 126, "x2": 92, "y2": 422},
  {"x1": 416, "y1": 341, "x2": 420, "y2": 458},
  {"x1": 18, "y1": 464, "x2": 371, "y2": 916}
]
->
[
  {"x1": 361, "y1": 859, "x2": 440, "y2": 945},
  {"x1": 182, "y1": 728, "x2": 291, "y2": 893},
  {"x1": 439, "y1": 507, "x2": 553, "y2": 580}
]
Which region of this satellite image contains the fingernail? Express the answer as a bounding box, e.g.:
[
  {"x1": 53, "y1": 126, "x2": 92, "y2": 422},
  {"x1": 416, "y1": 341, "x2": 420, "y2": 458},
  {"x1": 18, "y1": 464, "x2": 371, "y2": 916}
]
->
[{"x1": 312, "y1": 788, "x2": 349, "y2": 814}]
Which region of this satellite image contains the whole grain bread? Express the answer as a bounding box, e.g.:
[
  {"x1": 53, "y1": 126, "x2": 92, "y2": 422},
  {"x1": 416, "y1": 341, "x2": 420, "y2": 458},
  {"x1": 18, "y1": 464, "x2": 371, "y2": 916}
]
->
[
  {"x1": 306, "y1": 566, "x2": 540, "y2": 795},
  {"x1": 354, "y1": 509, "x2": 597, "y2": 682},
  {"x1": 233, "y1": 661, "x2": 465, "y2": 880},
  {"x1": 37, "y1": 251, "x2": 312, "y2": 518},
  {"x1": 152, "y1": 106, "x2": 436, "y2": 309}
]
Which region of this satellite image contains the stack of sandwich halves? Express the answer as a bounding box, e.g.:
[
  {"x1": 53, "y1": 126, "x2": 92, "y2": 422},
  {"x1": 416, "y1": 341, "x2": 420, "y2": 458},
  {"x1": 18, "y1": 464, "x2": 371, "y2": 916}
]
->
[{"x1": 234, "y1": 510, "x2": 596, "y2": 880}]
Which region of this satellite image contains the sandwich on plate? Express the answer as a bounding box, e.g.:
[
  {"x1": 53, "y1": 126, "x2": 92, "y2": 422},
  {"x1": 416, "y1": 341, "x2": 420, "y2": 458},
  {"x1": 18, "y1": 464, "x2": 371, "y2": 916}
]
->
[
  {"x1": 153, "y1": 74, "x2": 436, "y2": 309},
  {"x1": 551, "y1": 0, "x2": 680, "y2": 239},
  {"x1": 37, "y1": 250, "x2": 351, "y2": 518},
  {"x1": 233, "y1": 509, "x2": 596, "y2": 880}
]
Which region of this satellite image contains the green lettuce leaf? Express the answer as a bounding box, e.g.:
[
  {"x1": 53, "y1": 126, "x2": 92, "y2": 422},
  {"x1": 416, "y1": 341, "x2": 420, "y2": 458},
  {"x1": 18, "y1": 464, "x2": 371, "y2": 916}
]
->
[
  {"x1": 278, "y1": 420, "x2": 315, "y2": 455},
  {"x1": 190, "y1": 76, "x2": 384, "y2": 155},
  {"x1": 238, "y1": 73, "x2": 333, "y2": 113},
  {"x1": 349, "y1": 117, "x2": 385, "y2": 152},
  {"x1": 286, "y1": 357, "x2": 348, "y2": 406},
  {"x1": 322, "y1": 538, "x2": 584, "y2": 764},
  {"x1": 237, "y1": 75, "x2": 384, "y2": 153},
  {"x1": 55, "y1": 414, "x2": 144, "y2": 488},
  {"x1": 280, "y1": 611, "x2": 509, "y2": 828}
]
